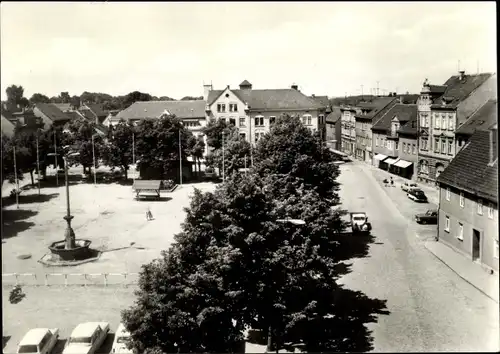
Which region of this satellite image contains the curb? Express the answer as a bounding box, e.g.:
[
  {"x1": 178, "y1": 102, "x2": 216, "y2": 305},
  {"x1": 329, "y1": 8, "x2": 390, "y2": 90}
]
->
[{"x1": 424, "y1": 241, "x2": 499, "y2": 303}]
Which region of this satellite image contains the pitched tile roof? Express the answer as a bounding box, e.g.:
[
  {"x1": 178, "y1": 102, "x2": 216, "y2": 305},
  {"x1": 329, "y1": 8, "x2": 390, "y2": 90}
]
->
[
  {"x1": 86, "y1": 103, "x2": 107, "y2": 118},
  {"x1": 326, "y1": 107, "x2": 341, "y2": 123},
  {"x1": 52, "y1": 103, "x2": 72, "y2": 112},
  {"x1": 437, "y1": 129, "x2": 498, "y2": 203},
  {"x1": 1, "y1": 114, "x2": 16, "y2": 137},
  {"x1": 115, "y1": 100, "x2": 206, "y2": 121},
  {"x1": 355, "y1": 97, "x2": 397, "y2": 120},
  {"x1": 372, "y1": 104, "x2": 417, "y2": 133},
  {"x1": 239, "y1": 80, "x2": 252, "y2": 86},
  {"x1": 430, "y1": 73, "x2": 493, "y2": 108},
  {"x1": 310, "y1": 95, "x2": 330, "y2": 107},
  {"x1": 65, "y1": 111, "x2": 84, "y2": 122},
  {"x1": 396, "y1": 113, "x2": 418, "y2": 136},
  {"x1": 35, "y1": 103, "x2": 71, "y2": 122},
  {"x1": 79, "y1": 108, "x2": 97, "y2": 122},
  {"x1": 207, "y1": 88, "x2": 323, "y2": 111},
  {"x1": 455, "y1": 99, "x2": 497, "y2": 136}
]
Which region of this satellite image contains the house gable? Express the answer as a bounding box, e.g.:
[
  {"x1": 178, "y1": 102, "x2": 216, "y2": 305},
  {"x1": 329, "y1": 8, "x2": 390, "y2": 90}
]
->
[{"x1": 209, "y1": 87, "x2": 246, "y2": 111}]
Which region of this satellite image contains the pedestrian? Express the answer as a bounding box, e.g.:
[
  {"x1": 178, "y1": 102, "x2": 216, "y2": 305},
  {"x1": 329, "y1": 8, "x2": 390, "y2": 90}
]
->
[
  {"x1": 390, "y1": 177, "x2": 394, "y2": 187},
  {"x1": 146, "y1": 207, "x2": 153, "y2": 221}
]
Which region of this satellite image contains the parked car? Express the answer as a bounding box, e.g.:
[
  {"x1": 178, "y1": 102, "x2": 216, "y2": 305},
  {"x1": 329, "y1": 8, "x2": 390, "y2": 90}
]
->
[
  {"x1": 64, "y1": 322, "x2": 110, "y2": 354},
  {"x1": 401, "y1": 181, "x2": 418, "y2": 192},
  {"x1": 17, "y1": 328, "x2": 59, "y2": 354},
  {"x1": 415, "y1": 209, "x2": 438, "y2": 224},
  {"x1": 111, "y1": 323, "x2": 134, "y2": 353},
  {"x1": 407, "y1": 188, "x2": 428, "y2": 202},
  {"x1": 204, "y1": 167, "x2": 217, "y2": 180}
]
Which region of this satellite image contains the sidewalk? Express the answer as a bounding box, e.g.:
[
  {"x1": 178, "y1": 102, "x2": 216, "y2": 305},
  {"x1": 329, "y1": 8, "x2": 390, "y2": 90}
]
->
[
  {"x1": 424, "y1": 240, "x2": 499, "y2": 303},
  {"x1": 351, "y1": 160, "x2": 440, "y2": 205}
]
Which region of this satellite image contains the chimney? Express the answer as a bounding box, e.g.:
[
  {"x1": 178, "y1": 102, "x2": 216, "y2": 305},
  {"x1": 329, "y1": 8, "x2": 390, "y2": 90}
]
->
[
  {"x1": 203, "y1": 82, "x2": 213, "y2": 101},
  {"x1": 489, "y1": 126, "x2": 498, "y2": 165},
  {"x1": 459, "y1": 70, "x2": 465, "y2": 80},
  {"x1": 291, "y1": 83, "x2": 298, "y2": 90}
]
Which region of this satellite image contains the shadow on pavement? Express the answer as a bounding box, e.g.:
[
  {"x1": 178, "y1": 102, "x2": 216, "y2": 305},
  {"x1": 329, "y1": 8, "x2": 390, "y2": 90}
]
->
[
  {"x1": 134, "y1": 197, "x2": 173, "y2": 202},
  {"x1": 328, "y1": 231, "x2": 376, "y2": 263},
  {"x1": 1, "y1": 192, "x2": 59, "y2": 208},
  {"x1": 1, "y1": 209, "x2": 38, "y2": 239},
  {"x1": 52, "y1": 339, "x2": 67, "y2": 354},
  {"x1": 2, "y1": 336, "x2": 11, "y2": 350}
]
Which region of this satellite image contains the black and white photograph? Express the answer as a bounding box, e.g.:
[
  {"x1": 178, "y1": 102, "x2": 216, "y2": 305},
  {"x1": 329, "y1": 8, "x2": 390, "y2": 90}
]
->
[{"x1": 1, "y1": 2, "x2": 498, "y2": 353}]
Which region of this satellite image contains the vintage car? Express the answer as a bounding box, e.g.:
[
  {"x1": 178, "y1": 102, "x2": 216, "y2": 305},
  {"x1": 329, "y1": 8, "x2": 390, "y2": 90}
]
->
[
  {"x1": 407, "y1": 188, "x2": 428, "y2": 203},
  {"x1": 415, "y1": 209, "x2": 438, "y2": 224},
  {"x1": 64, "y1": 322, "x2": 110, "y2": 354},
  {"x1": 17, "y1": 328, "x2": 59, "y2": 354},
  {"x1": 401, "y1": 181, "x2": 418, "y2": 192},
  {"x1": 111, "y1": 323, "x2": 133, "y2": 353}
]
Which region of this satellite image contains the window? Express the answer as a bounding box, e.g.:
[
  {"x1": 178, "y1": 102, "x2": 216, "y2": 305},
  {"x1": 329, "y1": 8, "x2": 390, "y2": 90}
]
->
[
  {"x1": 477, "y1": 199, "x2": 483, "y2": 215},
  {"x1": 441, "y1": 114, "x2": 447, "y2": 129},
  {"x1": 448, "y1": 114, "x2": 454, "y2": 130},
  {"x1": 239, "y1": 117, "x2": 246, "y2": 126},
  {"x1": 220, "y1": 117, "x2": 226, "y2": 123},
  {"x1": 269, "y1": 116, "x2": 276, "y2": 125},
  {"x1": 412, "y1": 144, "x2": 416, "y2": 154},
  {"x1": 255, "y1": 132, "x2": 264, "y2": 143},
  {"x1": 403, "y1": 142, "x2": 406, "y2": 152},
  {"x1": 229, "y1": 103, "x2": 238, "y2": 112},
  {"x1": 434, "y1": 137, "x2": 439, "y2": 152},
  {"x1": 240, "y1": 133, "x2": 246, "y2": 140},
  {"x1": 303, "y1": 114, "x2": 312, "y2": 125},
  {"x1": 217, "y1": 103, "x2": 226, "y2": 113},
  {"x1": 445, "y1": 216, "x2": 450, "y2": 232},
  {"x1": 420, "y1": 137, "x2": 428, "y2": 150},
  {"x1": 488, "y1": 203, "x2": 494, "y2": 219},
  {"x1": 446, "y1": 187, "x2": 451, "y2": 201},
  {"x1": 375, "y1": 137, "x2": 379, "y2": 146},
  {"x1": 459, "y1": 192, "x2": 464, "y2": 207},
  {"x1": 229, "y1": 117, "x2": 236, "y2": 126},
  {"x1": 441, "y1": 139, "x2": 446, "y2": 153},
  {"x1": 420, "y1": 113, "x2": 429, "y2": 127},
  {"x1": 319, "y1": 114, "x2": 324, "y2": 124},
  {"x1": 255, "y1": 116, "x2": 264, "y2": 127},
  {"x1": 395, "y1": 141, "x2": 399, "y2": 150},
  {"x1": 448, "y1": 139, "x2": 453, "y2": 154},
  {"x1": 457, "y1": 223, "x2": 463, "y2": 241},
  {"x1": 435, "y1": 114, "x2": 440, "y2": 128}
]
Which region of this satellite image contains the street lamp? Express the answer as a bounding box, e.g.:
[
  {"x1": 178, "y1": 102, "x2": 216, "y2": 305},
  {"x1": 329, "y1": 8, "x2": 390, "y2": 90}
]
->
[{"x1": 91, "y1": 133, "x2": 99, "y2": 186}]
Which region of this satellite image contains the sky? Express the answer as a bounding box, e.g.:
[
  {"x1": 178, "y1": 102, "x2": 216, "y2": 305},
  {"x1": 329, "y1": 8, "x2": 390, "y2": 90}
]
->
[{"x1": 0, "y1": 2, "x2": 496, "y2": 101}]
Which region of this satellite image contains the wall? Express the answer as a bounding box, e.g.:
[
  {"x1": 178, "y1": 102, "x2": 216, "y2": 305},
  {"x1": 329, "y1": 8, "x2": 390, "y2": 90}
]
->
[
  {"x1": 439, "y1": 186, "x2": 499, "y2": 271},
  {"x1": 372, "y1": 132, "x2": 397, "y2": 157},
  {"x1": 326, "y1": 120, "x2": 341, "y2": 150},
  {"x1": 398, "y1": 135, "x2": 418, "y2": 163}
]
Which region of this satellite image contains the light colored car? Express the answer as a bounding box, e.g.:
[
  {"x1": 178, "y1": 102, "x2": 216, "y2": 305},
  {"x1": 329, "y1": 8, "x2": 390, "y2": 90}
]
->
[
  {"x1": 401, "y1": 182, "x2": 418, "y2": 192},
  {"x1": 63, "y1": 322, "x2": 110, "y2": 354},
  {"x1": 111, "y1": 323, "x2": 133, "y2": 353},
  {"x1": 17, "y1": 328, "x2": 59, "y2": 354}
]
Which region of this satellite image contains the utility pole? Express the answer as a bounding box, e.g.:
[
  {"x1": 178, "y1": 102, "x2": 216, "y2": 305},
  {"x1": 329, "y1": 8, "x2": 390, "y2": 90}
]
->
[
  {"x1": 54, "y1": 130, "x2": 58, "y2": 186},
  {"x1": 36, "y1": 130, "x2": 41, "y2": 196},
  {"x1": 244, "y1": 155, "x2": 247, "y2": 175},
  {"x1": 361, "y1": 85, "x2": 364, "y2": 100},
  {"x1": 179, "y1": 128, "x2": 183, "y2": 185},
  {"x1": 13, "y1": 146, "x2": 19, "y2": 209},
  {"x1": 92, "y1": 134, "x2": 97, "y2": 186},
  {"x1": 376, "y1": 81, "x2": 380, "y2": 96},
  {"x1": 132, "y1": 132, "x2": 135, "y2": 183}
]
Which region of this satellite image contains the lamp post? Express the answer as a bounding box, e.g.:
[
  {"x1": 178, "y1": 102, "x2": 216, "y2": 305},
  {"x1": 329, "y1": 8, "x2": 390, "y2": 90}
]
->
[
  {"x1": 91, "y1": 133, "x2": 98, "y2": 186},
  {"x1": 54, "y1": 130, "x2": 59, "y2": 187},
  {"x1": 36, "y1": 129, "x2": 41, "y2": 196},
  {"x1": 13, "y1": 146, "x2": 19, "y2": 209},
  {"x1": 179, "y1": 127, "x2": 183, "y2": 185}
]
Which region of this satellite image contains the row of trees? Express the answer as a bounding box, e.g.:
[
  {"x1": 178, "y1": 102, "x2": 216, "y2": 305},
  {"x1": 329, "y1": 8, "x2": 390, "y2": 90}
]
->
[
  {"x1": 4, "y1": 84, "x2": 202, "y2": 111},
  {"x1": 121, "y1": 115, "x2": 353, "y2": 352}
]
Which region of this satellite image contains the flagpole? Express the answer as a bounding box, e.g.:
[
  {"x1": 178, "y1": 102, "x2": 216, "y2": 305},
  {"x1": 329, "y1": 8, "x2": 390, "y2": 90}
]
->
[{"x1": 54, "y1": 130, "x2": 58, "y2": 186}]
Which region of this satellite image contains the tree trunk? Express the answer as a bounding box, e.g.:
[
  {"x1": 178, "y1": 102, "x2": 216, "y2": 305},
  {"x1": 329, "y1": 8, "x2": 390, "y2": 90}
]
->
[
  {"x1": 267, "y1": 326, "x2": 273, "y2": 352},
  {"x1": 30, "y1": 170, "x2": 34, "y2": 186},
  {"x1": 124, "y1": 167, "x2": 128, "y2": 180}
]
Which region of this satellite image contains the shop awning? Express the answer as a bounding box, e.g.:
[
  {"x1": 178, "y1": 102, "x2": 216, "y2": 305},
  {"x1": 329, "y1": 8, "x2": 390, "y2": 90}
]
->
[
  {"x1": 385, "y1": 158, "x2": 398, "y2": 165},
  {"x1": 394, "y1": 159, "x2": 413, "y2": 168},
  {"x1": 374, "y1": 154, "x2": 388, "y2": 161}
]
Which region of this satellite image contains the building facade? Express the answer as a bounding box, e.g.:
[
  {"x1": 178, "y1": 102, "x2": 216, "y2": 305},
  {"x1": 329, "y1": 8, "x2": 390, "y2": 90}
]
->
[
  {"x1": 417, "y1": 71, "x2": 497, "y2": 185},
  {"x1": 325, "y1": 107, "x2": 341, "y2": 151},
  {"x1": 371, "y1": 103, "x2": 418, "y2": 177},
  {"x1": 205, "y1": 80, "x2": 325, "y2": 146},
  {"x1": 340, "y1": 106, "x2": 357, "y2": 155},
  {"x1": 437, "y1": 127, "x2": 498, "y2": 272}
]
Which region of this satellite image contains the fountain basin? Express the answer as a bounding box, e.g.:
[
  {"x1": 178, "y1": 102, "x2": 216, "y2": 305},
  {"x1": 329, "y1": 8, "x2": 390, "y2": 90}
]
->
[{"x1": 49, "y1": 239, "x2": 92, "y2": 261}]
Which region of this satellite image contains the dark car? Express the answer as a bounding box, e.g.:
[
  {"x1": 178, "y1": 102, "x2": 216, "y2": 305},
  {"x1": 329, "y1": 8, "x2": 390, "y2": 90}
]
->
[
  {"x1": 415, "y1": 209, "x2": 438, "y2": 224},
  {"x1": 407, "y1": 188, "x2": 428, "y2": 202}
]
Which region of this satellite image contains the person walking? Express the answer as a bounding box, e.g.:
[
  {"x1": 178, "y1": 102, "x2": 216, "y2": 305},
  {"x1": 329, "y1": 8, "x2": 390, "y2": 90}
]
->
[
  {"x1": 146, "y1": 207, "x2": 153, "y2": 221},
  {"x1": 390, "y1": 177, "x2": 394, "y2": 187}
]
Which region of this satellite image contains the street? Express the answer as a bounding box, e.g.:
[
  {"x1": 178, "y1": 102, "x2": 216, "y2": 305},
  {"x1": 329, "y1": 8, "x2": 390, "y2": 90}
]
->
[{"x1": 337, "y1": 161, "x2": 499, "y2": 351}]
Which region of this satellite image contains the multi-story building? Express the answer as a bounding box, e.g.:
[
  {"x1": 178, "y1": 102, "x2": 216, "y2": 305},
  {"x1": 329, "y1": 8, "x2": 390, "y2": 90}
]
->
[
  {"x1": 417, "y1": 70, "x2": 497, "y2": 184},
  {"x1": 205, "y1": 80, "x2": 325, "y2": 146},
  {"x1": 325, "y1": 106, "x2": 341, "y2": 151},
  {"x1": 436, "y1": 125, "x2": 498, "y2": 272},
  {"x1": 354, "y1": 97, "x2": 397, "y2": 163},
  {"x1": 372, "y1": 104, "x2": 418, "y2": 178},
  {"x1": 454, "y1": 98, "x2": 497, "y2": 153},
  {"x1": 340, "y1": 106, "x2": 358, "y2": 155}
]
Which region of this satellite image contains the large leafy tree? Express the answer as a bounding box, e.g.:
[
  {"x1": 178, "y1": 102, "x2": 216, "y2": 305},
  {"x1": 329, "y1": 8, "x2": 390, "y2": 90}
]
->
[
  {"x1": 29, "y1": 93, "x2": 50, "y2": 104},
  {"x1": 206, "y1": 129, "x2": 251, "y2": 175},
  {"x1": 65, "y1": 120, "x2": 104, "y2": 174},
  {"x1": 101, "y1": 119, "x2": 135, "y2": 179},
  {"x1": 5, "y1": 85, "x2": 29, "y2": 108},
  {"x1": 123, "y1": 91, "x2": 153, "y2": 109},
  {"x1": 201, "y1": 118, "x2": 235, "y2": 150},
  {"x1": 186, "y1": 134, "x2": 205, "y2": 177}
]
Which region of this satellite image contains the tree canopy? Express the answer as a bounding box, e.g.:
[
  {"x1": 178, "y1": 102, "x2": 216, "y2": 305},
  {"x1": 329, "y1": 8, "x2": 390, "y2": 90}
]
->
[
  {"x1": 101, "y1": 119, "x2": 135, "y2": 179},
  {"x1": 5, "y1": 85, "x2": 29, "y2": 108}
]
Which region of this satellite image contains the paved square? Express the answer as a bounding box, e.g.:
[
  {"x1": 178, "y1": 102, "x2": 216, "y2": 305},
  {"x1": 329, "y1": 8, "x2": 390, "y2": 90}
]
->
[{"x1": 2, "y1": 175, "x2": 217, "y2": 277}]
